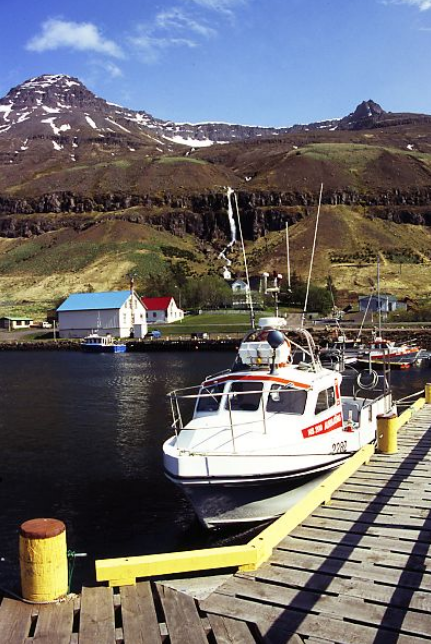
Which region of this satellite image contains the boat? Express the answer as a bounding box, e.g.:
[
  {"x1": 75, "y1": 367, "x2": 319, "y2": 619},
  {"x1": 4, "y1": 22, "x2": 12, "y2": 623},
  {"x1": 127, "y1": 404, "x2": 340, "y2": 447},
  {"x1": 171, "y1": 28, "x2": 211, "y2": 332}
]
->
[
  {"x1": 318, "y1": 331, "x2": 365, "y2": 370},
  {"x1": 81, "y1": 332, "x2": 127, "y2": 353},
  {"x1": 356, "y1": 336, "x2": 420, "y2": 369},
  {"x1": 163, "y1": 317, "x2": 394, "y2": 528}
]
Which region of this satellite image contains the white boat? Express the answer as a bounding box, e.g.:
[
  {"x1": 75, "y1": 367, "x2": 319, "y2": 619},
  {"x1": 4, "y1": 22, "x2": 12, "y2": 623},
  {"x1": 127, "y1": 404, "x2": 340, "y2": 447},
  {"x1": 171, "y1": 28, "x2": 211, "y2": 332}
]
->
[
  {"x1": 163, "y1": 317, "x2": 394, "y2": 528},
  {"x1": 81, "y1": 332, "x2": 127, "y2": 353}
]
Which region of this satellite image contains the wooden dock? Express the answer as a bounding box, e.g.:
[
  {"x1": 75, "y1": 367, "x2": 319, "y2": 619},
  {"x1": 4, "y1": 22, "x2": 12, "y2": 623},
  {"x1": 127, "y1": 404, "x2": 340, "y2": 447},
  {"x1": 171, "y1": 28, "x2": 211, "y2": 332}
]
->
[
  {"x1": 201, "y1": 403, "x2": 431, "y2": 642},
  {"x1": 2, "y1": 404, "x2": 431, "y2": 642}
]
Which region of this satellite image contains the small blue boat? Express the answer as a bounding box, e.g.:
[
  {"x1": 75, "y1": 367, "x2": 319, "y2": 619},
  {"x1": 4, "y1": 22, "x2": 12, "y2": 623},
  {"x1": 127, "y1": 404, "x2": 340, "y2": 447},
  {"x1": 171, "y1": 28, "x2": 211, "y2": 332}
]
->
[{"x1": 81, "y1": 333, "x2": 127, "y2": 353}]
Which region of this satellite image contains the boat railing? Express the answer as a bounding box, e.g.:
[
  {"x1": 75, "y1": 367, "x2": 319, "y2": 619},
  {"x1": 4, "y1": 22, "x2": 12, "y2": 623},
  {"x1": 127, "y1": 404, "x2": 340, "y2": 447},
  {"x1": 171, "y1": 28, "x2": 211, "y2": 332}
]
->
[
  {"x1": 168, "y1": 385, "x2": 279, "y2": 446},
  {"x1": 289, "y1": 327, "x2": 321, "y2": 371}
]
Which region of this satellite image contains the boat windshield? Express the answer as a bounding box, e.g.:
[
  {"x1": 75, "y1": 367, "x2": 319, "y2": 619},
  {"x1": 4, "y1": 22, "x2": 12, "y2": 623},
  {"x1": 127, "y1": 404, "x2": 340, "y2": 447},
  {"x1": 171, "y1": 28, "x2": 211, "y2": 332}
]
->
[
  {"x1": 266, "y1": 384, "x2": 307, "y2": 415},
  {"x1": 196, "y1": 383, "x2": 225, "y2": 413},
  {"x1": 226, "y1": 381, "x2": 263, "y2": 412}
]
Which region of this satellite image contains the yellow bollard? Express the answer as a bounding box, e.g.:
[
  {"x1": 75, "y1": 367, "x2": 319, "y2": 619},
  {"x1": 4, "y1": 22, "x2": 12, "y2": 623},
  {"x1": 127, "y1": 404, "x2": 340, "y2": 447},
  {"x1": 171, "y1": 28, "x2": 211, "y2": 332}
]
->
[
  {"x1": 425, "y1": 383, "x2": 431, "y2": 404},
  {"x1": 376, "y1": 414, "x2": 398, "y2": 454},
  {"x1": 19, "y1": 518, "x2": 68, "y2": 602}
]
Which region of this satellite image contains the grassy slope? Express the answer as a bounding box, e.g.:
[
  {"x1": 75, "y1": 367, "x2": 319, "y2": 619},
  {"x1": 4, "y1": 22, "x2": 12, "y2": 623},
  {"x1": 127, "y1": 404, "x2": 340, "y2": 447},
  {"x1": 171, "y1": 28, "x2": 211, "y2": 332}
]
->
[
  {"x1": 0, "y1": 219, "x2": 212, "y2": 317},
  {"x1": 248, "y1": 205, "x2": 431, "y2": 300},
  {"x1": 3, "y1": 136, "x2": 431, "y2": 317}
]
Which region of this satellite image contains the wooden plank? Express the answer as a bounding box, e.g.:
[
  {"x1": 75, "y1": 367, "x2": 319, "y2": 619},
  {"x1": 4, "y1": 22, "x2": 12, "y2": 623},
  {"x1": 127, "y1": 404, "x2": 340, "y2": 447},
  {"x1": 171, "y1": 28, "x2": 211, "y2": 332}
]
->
[
  {"x1": 301, "y1": 514, "x2": 431, "y2": 542},
  {"x1": 157, "y1": 584, "x2": 207, "y2": 644},
  {"x1": 202, "y1": 592, "x2": 424, "y2": 644},
  {"x1": 317, "y1": 498, "x2": 431, "y2": 520},
  {"x1": 79, "y1": 586, "x2": 116, "y2": 644},
  {"x1": 310, "y1": 504, "x2": 431, "y2": 528},
  {"x1": 246, "y1": 562, "x2": 431, "y2": 612},
  {"x1": 334, "y1": 485, "x2": 431, "y2": 502},
  {"x1": 220, "y1": 573, "x2": 431, "y2": 638},
  {"x1": 207, "y1": 613, "x2": 256, "y2": 644},
  {"x1": 276, "y1": 535, "x2": 431, "y2": 571},
  {"x1": 32, "y1": 601, "x2": 74, "y2": 643},
  {"x1": 290, "y1": 524, "x2": 431, "y2": 557},
  {"x1": 0, "y1": 598, "x2": 33, "y2": 644},
  {"x1": 120, "y1": 582, "x2": 162, "y2": 644},
  {"x1": 268, "y1": 549, "x2": 431, "y2": 590}
]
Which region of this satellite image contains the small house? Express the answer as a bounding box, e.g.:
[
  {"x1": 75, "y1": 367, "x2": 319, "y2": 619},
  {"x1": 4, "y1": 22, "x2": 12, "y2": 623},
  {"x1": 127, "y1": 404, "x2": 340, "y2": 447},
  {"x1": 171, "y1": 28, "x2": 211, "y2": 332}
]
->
[
  {"x1": 358, "y1": 294, "x2": 399, "y2": 313},
  {"x1": 142, "y1": 296, "x2": 184, "y2": 324},
  {"x1": 0, "y1": 316, "x2": 33, "y2": 330},
  {"x1": 57, "y1": 290, "x2": 147, "y2": 339}
]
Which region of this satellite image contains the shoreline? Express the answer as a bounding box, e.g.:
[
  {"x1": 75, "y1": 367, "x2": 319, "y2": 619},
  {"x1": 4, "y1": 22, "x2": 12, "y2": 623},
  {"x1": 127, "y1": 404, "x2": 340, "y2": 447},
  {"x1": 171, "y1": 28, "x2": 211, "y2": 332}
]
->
[{"x1": 2, "y1": 328, "x2": 431, "y2": 350}]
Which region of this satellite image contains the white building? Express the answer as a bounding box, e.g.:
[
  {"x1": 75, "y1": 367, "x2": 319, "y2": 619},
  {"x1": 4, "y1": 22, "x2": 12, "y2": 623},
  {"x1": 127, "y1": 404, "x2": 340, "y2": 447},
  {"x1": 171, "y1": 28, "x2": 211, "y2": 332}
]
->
[
  {"x1": 57, "y1": 290, "x2": 147, "y2": 339},
  {"x1": 142, "y1": 296, "x2": 184, "y2": 324}
]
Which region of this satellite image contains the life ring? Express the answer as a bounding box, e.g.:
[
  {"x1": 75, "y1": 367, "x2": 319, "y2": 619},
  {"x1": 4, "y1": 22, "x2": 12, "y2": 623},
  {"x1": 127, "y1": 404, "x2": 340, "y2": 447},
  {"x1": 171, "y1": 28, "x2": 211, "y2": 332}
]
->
[{"x1": 278, "y1": 339, "x2": 293, "y2": 367}]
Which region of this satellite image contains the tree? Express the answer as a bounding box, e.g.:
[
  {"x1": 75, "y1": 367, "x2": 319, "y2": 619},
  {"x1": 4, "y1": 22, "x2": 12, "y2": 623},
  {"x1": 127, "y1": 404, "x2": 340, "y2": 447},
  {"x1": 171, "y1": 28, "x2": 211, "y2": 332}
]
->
[{"x1": 182, "y1": 275, "x2": 232, "y2": 309}]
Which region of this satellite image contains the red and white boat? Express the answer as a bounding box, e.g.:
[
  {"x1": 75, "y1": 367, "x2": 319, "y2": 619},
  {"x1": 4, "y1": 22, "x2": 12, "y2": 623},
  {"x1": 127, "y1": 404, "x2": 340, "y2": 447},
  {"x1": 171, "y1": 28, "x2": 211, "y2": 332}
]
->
[
  {"x1": 356, "y1": 336, "x2": 421, "y2": 369},
  {"x1": 163, "y1": 318, "x2": 394, "y2": 527}
]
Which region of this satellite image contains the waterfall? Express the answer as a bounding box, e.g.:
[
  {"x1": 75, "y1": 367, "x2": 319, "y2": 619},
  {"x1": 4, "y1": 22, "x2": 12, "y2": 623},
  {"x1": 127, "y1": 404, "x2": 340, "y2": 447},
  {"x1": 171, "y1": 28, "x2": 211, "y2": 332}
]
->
[{"x1": 219, "y1": 187, "x2": 237, "y2": 279}]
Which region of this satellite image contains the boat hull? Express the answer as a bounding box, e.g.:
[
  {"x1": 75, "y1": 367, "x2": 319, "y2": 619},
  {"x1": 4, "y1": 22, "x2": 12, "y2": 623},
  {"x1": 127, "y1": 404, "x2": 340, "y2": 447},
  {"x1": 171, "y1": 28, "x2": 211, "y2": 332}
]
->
[
  {"x1": 82, "y1": 344, "x2": 127, "y2": 353},
  {"x1": 165, "y1": 454, "x2": 350, "y2": 528},
  {"x1": 357, "y1": 349, "x2": 419, "y2": 368}
]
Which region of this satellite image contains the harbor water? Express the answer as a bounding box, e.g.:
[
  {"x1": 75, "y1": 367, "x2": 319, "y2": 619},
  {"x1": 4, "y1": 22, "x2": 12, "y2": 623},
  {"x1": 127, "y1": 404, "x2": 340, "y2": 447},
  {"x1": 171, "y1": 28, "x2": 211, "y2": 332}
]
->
[{"x1": 0, "y1": 350, "x2": 429, "y2": 593}]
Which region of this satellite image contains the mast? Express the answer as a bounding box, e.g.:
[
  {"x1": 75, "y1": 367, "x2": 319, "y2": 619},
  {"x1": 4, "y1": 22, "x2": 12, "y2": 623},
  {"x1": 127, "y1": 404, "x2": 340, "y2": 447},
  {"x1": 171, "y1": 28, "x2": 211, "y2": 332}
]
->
[
  {"x1": 285, "y1": 222, "x2": 291, "y2": 291},
  {"x1": 302, "y1": 183, "x2": 323, "y2": 327},
  {"x1": 234, "y1": 191, "x2": 255, "y2": 329},
  {"x1": 377, "y1": 255, "x2": 382, "y2": 338}
]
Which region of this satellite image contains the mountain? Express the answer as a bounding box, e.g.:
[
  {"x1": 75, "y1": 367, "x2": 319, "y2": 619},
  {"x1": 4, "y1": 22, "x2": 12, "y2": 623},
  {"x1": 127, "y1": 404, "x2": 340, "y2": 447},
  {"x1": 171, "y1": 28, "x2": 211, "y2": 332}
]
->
[{"x1": 2, "y1": 74, "x2": 431, "y2": 314}]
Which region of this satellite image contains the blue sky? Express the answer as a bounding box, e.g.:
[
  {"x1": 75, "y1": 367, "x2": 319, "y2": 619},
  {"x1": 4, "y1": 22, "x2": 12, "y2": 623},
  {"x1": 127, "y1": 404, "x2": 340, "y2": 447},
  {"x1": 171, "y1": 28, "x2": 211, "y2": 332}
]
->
[{"x1": 1, "y1": 0, "x2": 431, "y2": 126}]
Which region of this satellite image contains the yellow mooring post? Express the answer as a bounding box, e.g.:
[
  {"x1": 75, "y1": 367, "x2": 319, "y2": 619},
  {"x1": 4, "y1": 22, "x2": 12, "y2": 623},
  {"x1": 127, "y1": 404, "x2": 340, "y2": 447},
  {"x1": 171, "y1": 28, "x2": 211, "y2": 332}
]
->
[
  {"x1": 376, "y1": 413, "x2": 398, "y2": 454},
  {"x1": 19, "y1": 518, "x2": 68, "y2": 602},
  {"x1": 425, "y1": 383, "x2": 431, "y2": 404}
]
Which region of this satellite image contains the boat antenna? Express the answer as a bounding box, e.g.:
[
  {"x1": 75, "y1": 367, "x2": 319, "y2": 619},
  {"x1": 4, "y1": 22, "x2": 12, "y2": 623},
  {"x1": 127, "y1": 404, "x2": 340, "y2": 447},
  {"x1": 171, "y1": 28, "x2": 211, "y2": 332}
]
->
[
  {"x1": 302, "y1": 183, "x2": 323, "y2": 328},
  {"x1": 234, "y1": 191, "x2": 255, "y2": 329},
  {"x1": 285, "y1": 222, "x2": 291, "y2": 291}
]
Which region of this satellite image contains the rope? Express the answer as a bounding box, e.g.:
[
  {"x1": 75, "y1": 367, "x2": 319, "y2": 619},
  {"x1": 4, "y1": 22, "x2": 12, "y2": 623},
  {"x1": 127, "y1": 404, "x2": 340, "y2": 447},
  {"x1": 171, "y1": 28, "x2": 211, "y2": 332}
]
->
[
  {"x1": 356, "y1": 369, "x2": 379, "y2": 390},
  {"x1": 395, "y1": 389, "x2": 424, "y2": 405},
  {"x1": 0, "y1": 584, "x2": 75, "y2": 605},
  {"x1": 68, "y1": 550, "x2": 87, "y2": 594}
]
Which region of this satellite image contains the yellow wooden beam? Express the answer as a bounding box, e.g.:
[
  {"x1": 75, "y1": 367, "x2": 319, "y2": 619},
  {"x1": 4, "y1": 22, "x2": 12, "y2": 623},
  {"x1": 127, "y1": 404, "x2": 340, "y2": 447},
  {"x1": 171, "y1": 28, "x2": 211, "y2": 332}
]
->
[
  {"x1": 393, "y1": 397, "x2": 425, "y2": 432},
  {"x1": 96, "y1": 544, "x2": 259, "y2": 586},
  {"x1": 243, "y1": 443, "x2": 375, "y2": 568}
]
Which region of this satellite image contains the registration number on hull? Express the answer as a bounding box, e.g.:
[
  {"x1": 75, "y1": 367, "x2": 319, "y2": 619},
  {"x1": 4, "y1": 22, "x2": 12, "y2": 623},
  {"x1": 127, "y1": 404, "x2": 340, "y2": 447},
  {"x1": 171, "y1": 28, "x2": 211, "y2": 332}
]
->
[{"x1": 331, "y1": 440, "x2": 347, "y2": 454}]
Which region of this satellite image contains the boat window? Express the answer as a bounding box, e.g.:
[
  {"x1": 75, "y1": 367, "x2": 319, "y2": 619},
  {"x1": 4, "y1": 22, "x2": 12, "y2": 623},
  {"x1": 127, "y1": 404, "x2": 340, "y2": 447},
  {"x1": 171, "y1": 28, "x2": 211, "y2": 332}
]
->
[
  {"x1": 196, "y1": 383, "x2": 225, "y2": 413},
  {"x1": 226, "y1": 381, "x2": 263, "y2": 412},
  {"x1": 267, "y1": 385, "x2": 306, "y2": 415},
  {"x1": 315, "y1": 387, "x2": 336, "y2": 414}
]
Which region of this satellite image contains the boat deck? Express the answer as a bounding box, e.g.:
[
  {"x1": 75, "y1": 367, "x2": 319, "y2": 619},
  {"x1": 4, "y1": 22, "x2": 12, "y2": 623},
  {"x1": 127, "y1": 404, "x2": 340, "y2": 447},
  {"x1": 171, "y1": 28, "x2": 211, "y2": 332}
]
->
[{"x1": 1, "y1": 405, "x2": 431, "y2": 642}]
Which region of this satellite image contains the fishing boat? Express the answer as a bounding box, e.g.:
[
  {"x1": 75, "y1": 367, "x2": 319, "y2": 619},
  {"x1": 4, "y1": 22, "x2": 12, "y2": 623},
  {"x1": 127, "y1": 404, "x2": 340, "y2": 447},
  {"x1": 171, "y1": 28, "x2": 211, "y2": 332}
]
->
[
  {"x1": 356, "y1": 336, "x2": 420, "y2": 369},
  {"x1": 318, "y1": 332, "x2": 365, "y2": 370},
  {"x1": 81, "y1": 332, "x2": 127, "y2": 353},
  {"x1": 163, "y1": 317, "x2": 394, "y2": 528}
]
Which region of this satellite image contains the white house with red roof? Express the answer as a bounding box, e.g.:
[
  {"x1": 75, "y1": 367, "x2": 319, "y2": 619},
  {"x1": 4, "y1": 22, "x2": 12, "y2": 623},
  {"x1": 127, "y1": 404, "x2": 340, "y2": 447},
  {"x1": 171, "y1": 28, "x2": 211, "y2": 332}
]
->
[{"x1": 142, "y1": 296, "x2": 184, "y2": 324}]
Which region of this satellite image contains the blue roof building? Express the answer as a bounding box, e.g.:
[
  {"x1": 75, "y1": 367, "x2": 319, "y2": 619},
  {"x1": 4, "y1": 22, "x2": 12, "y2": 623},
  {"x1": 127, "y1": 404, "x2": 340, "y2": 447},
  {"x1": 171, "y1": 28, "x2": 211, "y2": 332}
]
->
[
  {"x1": 58, "y1": 291, "x2": 132, "y2": 312},
  {"x1": 57, "y1": 290, "x2": 147, "y2": 339}
]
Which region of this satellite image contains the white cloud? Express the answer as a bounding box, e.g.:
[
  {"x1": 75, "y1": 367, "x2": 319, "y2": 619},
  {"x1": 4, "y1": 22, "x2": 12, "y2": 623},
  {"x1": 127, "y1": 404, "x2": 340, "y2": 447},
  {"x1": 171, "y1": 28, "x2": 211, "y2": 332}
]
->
[
  {"x1": 26, "y1": 19, "x2": 124, "y2": 59},
  {"x1": 384, "y1": 0, "x2": 431, "y2": 9},
  {"x1": 188, "y1": 0, "x2": 247, "y2": 16},
  {"x1": 129, "y1": 33, "x2": 197, "y2": 63},
  {"x1": 93, "y1": 60, "x2": 124, "y2": 78},
  {"x1": 156, "y1": 8, "x2": 216, "y2": 37},
  {"x1": 129, "y1": 1, "x2": 246, "y2": 63}
]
